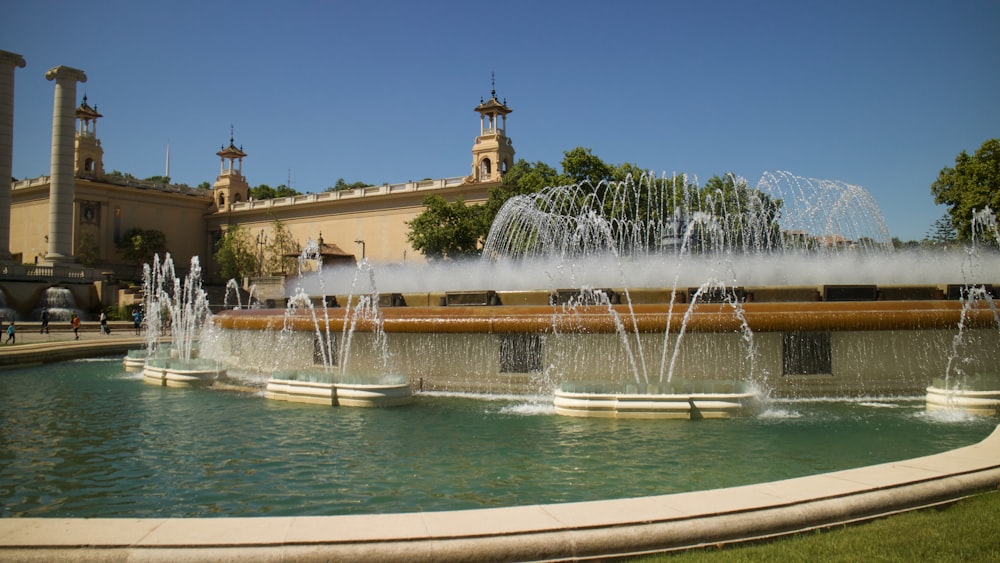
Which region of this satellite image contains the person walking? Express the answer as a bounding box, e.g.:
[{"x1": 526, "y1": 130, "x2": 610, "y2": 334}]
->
[
  {"x1": 99, "y1": 311, "x2": 109, "y2": 335},
  {"x1": 5, "y1": 321, "x2": 15, "y2": 344},
  {"x1": 40, "y1": 307, "x2": 50, "y2": 334},
  {"x1": 132, "y1": 308, "x2": 143, "y2": 336},
  {"x1": 71, "y1": 313, "x2": 81, "y2": 340}
]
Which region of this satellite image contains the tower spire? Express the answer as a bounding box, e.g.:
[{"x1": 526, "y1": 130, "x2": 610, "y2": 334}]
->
[{"x1": 469, "y1": 77, "x2": 514, "y2": 184}]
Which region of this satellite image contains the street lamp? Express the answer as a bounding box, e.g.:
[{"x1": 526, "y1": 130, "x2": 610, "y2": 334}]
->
[
  {"x1": 256, "y1": 229, "x2": 268, "y2": 276},
  {"x1": 354, "y1": 239, "x2": 366, "y2": 260}
]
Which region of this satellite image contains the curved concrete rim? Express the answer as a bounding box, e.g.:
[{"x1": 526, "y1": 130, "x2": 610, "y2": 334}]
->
[{"x1": 2, "y1": 337, "x2": 999, "y2": 561}]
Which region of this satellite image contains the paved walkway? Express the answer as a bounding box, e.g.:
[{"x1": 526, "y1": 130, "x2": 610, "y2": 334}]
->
[
  {"x1": 0, "y1": 333, "x2": 998, "y2": 561},
  {"x1": 0, "y1": 321, "x2": 145, "y2": 368}
]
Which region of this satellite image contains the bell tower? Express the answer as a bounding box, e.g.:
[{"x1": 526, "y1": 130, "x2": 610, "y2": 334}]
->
[
  {"x1": 213, "y1": 128, "x2": 249, "y2": 212},
  {"x1": 74, "y1": 94, "x2": 104, "y2": 179},
  {"x1": 469, "y1": 75, "x2": 514, "y2": 183}
]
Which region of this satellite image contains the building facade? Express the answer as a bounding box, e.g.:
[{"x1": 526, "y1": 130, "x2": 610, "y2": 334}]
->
[{"x1": 5, "y1": 65, "x2": 515, "y2": 282}]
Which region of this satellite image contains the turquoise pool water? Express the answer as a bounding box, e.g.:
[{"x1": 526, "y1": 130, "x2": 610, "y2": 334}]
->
[{"x1": 1, "y1": 357, "x2": 995, "y2": 518}]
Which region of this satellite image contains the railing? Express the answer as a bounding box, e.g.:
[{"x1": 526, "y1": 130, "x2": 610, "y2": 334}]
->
[
  {"x1": 229, "y1": 176, "x2": 469, "y2": 212},
  {"x1": 0, "y1": 263, "x2": 140, "y2": 283},
  {"x1": 1, "y1": 263, "x2": 87, "y2": 282},
  {"x1": 12, "y1": 175, "x2": 212, "y2": 197}
]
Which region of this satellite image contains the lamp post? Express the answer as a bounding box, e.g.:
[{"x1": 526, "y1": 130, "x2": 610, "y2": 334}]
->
[
  {"x1": 256, "y1": 229, "x2": 267, "y2": 276},
  {"x1": 354, "y1": 239, "x2": 366, "y2": 260}
]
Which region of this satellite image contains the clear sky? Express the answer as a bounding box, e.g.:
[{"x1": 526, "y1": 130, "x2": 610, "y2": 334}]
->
[{"x1": 5, "y1": 0, "x2": 999, "y2": 241}]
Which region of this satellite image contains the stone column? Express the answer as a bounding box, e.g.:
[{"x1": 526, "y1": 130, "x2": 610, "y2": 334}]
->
[
  {"x1": 44, "y1": 65, "x2": 86, "y2": 265},
  {"x1": 0, "y1": 50, "x2": 26, "y2": 263}
]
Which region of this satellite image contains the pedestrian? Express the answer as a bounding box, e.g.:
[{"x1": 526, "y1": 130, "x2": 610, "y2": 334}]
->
[
  {"x1": 72, "y1": 313, "x2": 81, "y2": 340},
  {"x1": 99, "y1": 311, "x2": 109, "y2": 335},
  {"x1": 40, "y1": 307, "x2": 50, "y2": 334},
  {"x1": 5, "y1": 321, "x2": 14, "y2": 344},
  {"x1": 132, "y1": 308, "x2": 143, "y2": 336}
]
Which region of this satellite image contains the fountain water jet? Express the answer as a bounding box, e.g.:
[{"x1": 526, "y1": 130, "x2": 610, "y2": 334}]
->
[
  {"x1": 260, "y1": 241, "x2": 412, "y2": 407},
  {"x1": 925, "y1": 208, "x2": 1000, "y2": 414},
  {"x1": 133, "y1": 254, "x2": 225, "y2": 387},
  {"x1": 210, "y1": 173, "x2": 1000, "y2": 415}
]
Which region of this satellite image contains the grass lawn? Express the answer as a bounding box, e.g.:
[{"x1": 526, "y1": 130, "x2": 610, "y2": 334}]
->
[{"x1": 632, "y1": 490, "x2": 1000, "y2": 562}]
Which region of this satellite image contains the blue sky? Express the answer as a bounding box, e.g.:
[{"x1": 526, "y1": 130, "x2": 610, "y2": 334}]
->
[{"x1": 6, "y1": 0, "x2": 999, "y2": 241}]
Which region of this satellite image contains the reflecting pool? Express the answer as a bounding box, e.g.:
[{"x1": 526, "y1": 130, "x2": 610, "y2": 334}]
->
[{"x1": 1, "y1": 358, "x2": 995, "y2": 518}]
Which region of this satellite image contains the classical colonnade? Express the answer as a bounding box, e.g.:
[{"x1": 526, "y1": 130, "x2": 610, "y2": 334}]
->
[{"x1": 0, "y1": 49, "x2": 85, "y2": 266}]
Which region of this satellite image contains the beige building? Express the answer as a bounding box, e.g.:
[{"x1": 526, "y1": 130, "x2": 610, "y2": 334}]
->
[{"x1": 7, "y1": 76, "x2": 515, "y2": 281}]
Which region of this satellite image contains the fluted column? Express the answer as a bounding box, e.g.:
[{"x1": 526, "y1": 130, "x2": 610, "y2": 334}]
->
[
  {"x1": 44, "y1": 65, "x2": 86, "y2": 264},
  {"x1": 0, "y1": 50, "x2": 26, "y2": 263}
]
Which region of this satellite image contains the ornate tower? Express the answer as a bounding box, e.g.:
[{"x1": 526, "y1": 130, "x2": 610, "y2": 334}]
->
[
  {"x1": 74, "y1": 94, "x2": 104, "y2": 179},
  {"x1": 213, "y1": 130, "x2": 249, "y2": 212},
  {"x1": 469, "y1": 76, "x2": 514, "y2": 183}
]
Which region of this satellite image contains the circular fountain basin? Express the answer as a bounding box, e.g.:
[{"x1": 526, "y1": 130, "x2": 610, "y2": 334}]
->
[
  {"x1": 142, "y1": 357, "x2": 223, "y2": 388},
  {"x1": 926, "y1": 374, "x2": 1000, "y2": 415},
  {"x1": 123, "y1": 350, "x2": 148, "y2": 372},
  {"x1": 265, "y1": 370, "x2": 413, "y2": 407},
  {"x1": 554, "y1": 379, "x2": 761, "y2": 419}
]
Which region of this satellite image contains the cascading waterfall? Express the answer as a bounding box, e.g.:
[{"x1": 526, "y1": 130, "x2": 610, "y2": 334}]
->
[
  {"x1": 30, "y1": 287, "x2": 87, "y2": 321},
  {"x1": 0, "y1": 289, "x2": 19, "y2": 322}
]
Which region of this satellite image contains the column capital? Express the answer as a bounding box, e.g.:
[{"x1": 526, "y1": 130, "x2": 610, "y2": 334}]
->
[
  {"x1": 0, "y1": 50, "x2": 26, "y2": 69},
  {"x1": 45, "y1": 65, "x2": 87, "y2": 84}
]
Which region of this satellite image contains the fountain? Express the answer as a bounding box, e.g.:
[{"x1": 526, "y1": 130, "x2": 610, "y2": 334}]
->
[
  {"x1": 4, "y1": 171, "x2": 1000, "y2": 560},
  {"x1": 0, "y1": 289, "x2": 17, "y2": 323},
  {"x1": 247, "y1": 240, "x2": 413, "y2": 407},
  {"x1": 134, "y1": 254, "x2": 225, "y2": 387},
  {"x1": 925, "y1": 208, "x2": 1000, "y2": 414},
  {"x1": 210, "y1": 172, "x2": 1000, "y2": 417},
  {"x1": 29, "y1": 286, "x2": 87, "y2": 322}
]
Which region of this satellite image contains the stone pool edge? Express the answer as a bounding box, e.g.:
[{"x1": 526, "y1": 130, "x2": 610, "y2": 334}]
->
[
  {"x1": 0, "y1": 426, "x2": 996, "y2": 561},
  {"x1": 1, "y1": 338, "x2": 998, "y2": 561}
]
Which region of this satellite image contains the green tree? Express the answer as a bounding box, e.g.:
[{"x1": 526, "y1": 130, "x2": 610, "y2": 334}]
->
[
  {"x1": 406, "y1": 196, "x2": 487, "y2": 261},
  {"x1": 265, "y1": 220, "x2": 300, "y2": 275},
  {"x1": 116, "y1": 228, "x2": 167, "y2": 268},
  {"x1": 144, "y1": 175, "x2": 171, "y2": 184},
  {"x1": 326, "y1": 179, "x2": 369, "y2": 192},
  {"x1": 483, "y1": 159, "x2": 563, "y2": 220},
  {"x1": 925, "y1": 213, "x2": 958, "y2": 247},
  {"x1": 931, "y1": 139, "x2": 1000, "y2": 241},
  {"x1": 561, "y1": 147, "x2": 612, "y2": 186},
  {"x1": 697, "y1": 174, "x2": 783, "y2": 252},
  {"x1": 75, "y1": 233, "x2": 100, "y2": 268},
  {"x1": 892, "y1": 237, "x2": 922, "y2": 250},
  {"x1": 214, "y1": 224, "x2": 258, "y2": 281},
  {"x1": 249, "y1": 184, "x2": 301, "y2": 200}
]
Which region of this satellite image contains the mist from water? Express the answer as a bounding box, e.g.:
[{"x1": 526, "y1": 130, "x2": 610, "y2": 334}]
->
[{"x1": 289, "y1": 250, "x2": 1000, "y2": 297}]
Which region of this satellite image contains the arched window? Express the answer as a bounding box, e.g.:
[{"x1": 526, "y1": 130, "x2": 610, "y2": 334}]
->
[
  {"x1": 481, "y1": 158, "x2": 492, "y2": 179},
  {"x1": 84, "y1": 158, "x2": 94, "y2": 172},
  {"x1": 218, "y1": 193, "x2": 226, "y2": 207},
  {"x1": 233, "y1": 193, "x2": 243, "y2": 203}
]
